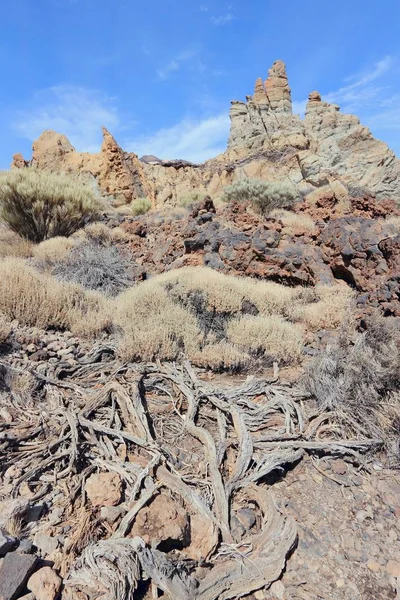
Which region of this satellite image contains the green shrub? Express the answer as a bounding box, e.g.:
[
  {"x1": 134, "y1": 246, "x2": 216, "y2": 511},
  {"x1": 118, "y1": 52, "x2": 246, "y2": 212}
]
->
[
  {"x1": 179, "y1": 190, "x2": 205, "y2": 208},
  {"x1": 131, "y1": 197, "x2": 151, "y2": 216},
  {"x1": 221, "y1": 179, "x2": 298, "y2": 215},
  {"x1": 0, "y1": 168, "x2": 100, "y2": 242}
]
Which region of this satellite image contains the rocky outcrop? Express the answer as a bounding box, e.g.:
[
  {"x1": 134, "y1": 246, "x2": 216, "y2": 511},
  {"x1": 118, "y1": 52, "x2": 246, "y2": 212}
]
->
[
  {"x1": 12, "y1": 60, "x2": 400, "y2": 205},
  {"x1": 120, "y1": 194, "x2": 400, "y2": 316},
  {"x1": 12, "y1": 128, "x2": 154, "y2": 204}
]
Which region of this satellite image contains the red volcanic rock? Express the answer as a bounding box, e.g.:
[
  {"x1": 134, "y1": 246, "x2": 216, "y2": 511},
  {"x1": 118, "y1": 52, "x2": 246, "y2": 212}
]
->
[{"x1": 119, "y1": 196, "x2": 400, "y2": 317}]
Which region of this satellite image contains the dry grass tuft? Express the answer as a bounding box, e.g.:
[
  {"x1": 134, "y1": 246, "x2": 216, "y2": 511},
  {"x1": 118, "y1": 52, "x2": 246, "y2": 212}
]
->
[
  {"x1": 270, "y1": 209, "x2": 317, "y2": 235},
  {"x1": 289, "y1": 285, "x2": 355, "y2": 330},
  {"x1": 0, "y1": 225, "x2": 33, "y2": 259},
  {"x1": 190, "y1": 342, "x2": 250, "y2": 372},
  {"x1": 82, "y1": 222, "x2": 131, "y2": 244},
  {"x1": 0, "y1": 258, "x2": 111, "y2": 337},
  {"x1": 33, "y1": 236, "x2": 77, "y2": 265},
  {"x1": 227, "y1": 315, "x2": 303, "y2": 362},
  {"x1": 0, "y1": 313, "x2": 11, "y2": 343}
]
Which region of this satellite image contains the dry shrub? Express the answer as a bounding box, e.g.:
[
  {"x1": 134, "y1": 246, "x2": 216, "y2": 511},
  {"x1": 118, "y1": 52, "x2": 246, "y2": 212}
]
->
[
  {"x1": 0, "y1": 168, "x2": 100, "y2": 242},
  {"x1": 114, "y1": 267, "x2": 350, "y2": 369},
  {"x1": 190, "y1": 343, "x2": 250, "y2": 372},
  {"x1": 270, "y1": 209, "x2": 317, "y2": 234},
  {"x1": 179, "y1": 191, "x2": 205, "y2": 208},
  {"x1": 0, "y1": 225, "x2": 32, "y2": 258},
  {"x1": 131, "y1": 197, "x2": 151, "y2": 216},
  {"x1": 289, "y1": 285, "x2": 355, "y2": 330},
  {"x1": 82, "y1": 222, "x2": 131, "y2": 244},
  {"x1": 33, "y1": 236, "x2": 77, "y2": 265},
  {"x1": 53, "y1": 243, "x2": 133, "y2": 297},
  {"x1": 222, "y1": 179, "x2": 298, "y2": 215},
  {"x1": 0, "y1": 258, "x2": 111, "y2": 337},
  {"x1": 116, "y1": 283, "x2": 200, "y2": 361},
  {"x1": 305, "y1": 315, "x2": 400, "y2": 461},
  {"x1": 227, "y1": 315, "x2": 303, "y2": 362},
  {"x1": 0, "y1": 313, "x2": 11, "y2": 343}
]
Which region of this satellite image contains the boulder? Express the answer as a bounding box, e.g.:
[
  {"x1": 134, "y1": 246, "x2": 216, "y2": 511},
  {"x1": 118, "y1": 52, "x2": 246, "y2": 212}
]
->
[
  {"x1": 28, "y1": 567, "x2": 62, "y2": 600},
  {"x1": 85, "y1": 472, "x2": 122, "y2": 507},
  {"x1": 129, "y1": 494, "x2": 189, "y2": 550},
  {"x1": 0, "y1": 553, "x2": 37, "y2": 600}
]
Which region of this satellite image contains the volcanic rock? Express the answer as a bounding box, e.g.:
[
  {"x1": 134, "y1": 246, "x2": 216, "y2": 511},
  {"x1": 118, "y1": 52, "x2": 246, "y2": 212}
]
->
[
  {"x1": 28, "y1": 567, "x2": 62, "y2": 600},
  {"x1": 85, "y1": 472, "x2": 122, "y2": 507},
  {"x1": 129, "y1": 493, "x2": 189, "y2": 550},
  {"x1": 12, "y1": 60, "x2": 400, "y2": 205},
  {"x1": 0, "y1": 553, "x2": 37, "y2": 600}
]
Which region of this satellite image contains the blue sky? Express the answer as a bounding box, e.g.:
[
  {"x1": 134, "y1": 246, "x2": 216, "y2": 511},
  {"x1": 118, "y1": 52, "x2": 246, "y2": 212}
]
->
[{"x1": 1, "y1": 0, "x2": 400, "y2": 167}]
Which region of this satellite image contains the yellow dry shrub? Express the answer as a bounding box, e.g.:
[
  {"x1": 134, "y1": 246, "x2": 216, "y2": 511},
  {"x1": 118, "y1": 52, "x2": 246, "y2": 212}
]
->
[
  {"x1": 270, "y1": 209, "x2": 317, "y2": 234},
  {"x1": 0, "y1": 226, "x2": 33, "y2": 259},
  {"x1": 0, "y1": 313, "x2": 11, "y2": 342},
  {"x1": 190, "y1": 342, "x2": 250, "y2": 372},
  {"x1": 0, "y1": 258, "x2": 111, "y2": 338},
  {"x1": 115, "y1": 281, "x2": 201, "y2": 361},
  {"x1": 113, "y1": 267, "x2": 351, "y2": 367},
  {"x1": 33, "y1": 236, "x2": 76, "y2": 264},
  {"x1": 289, "y1": 285, "x2": 354, "y2": 330},
  {"x1": 227, "y1": 315, "x2": 303, "y2": 362},
  {"x1": 82, "y1": 222, "x2": 131, "y2": 244}
]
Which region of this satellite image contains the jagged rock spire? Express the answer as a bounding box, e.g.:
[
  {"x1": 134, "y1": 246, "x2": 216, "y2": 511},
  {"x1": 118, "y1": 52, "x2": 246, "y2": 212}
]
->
[
  {"x1": 253, "y1": 77, "x2": 267, "y2": 104},
  {"x1": 264, "y1": 60, "x2": 292, "y2": 114},
  {"x1": 252, "y1": 60, "x2": 292, "y2": 114}
]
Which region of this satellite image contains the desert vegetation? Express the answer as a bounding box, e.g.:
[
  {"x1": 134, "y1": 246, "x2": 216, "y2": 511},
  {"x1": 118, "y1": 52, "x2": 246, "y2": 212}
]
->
[
  {"x1": 178, "y1": 190, "x2": 206, "y2": 208},
  {"x1": 305, "y1": 314, "x2": 400, "y2": 458},
  {"x1": 270, "y1": 208, "x2": 318, "y2": 234},
  {"x1": 114, "y1": 267, "x2": 353, "y2": 369},
  {"x1": 0, "y1": 254, "x2": 353, "y2": 370},
  {"x1": 0, "y1": 312, "x2": 11, "y2": 343},
  {"x1": 0, "y1": 168, "x2": 100, "y2": 242},
  {"x1": 131, "y1": 196, "x2": 151, "y2": 216},
  {"x1": 52, "y1": 242, "x2": 133, "y2": 297},
  {"x1": 0, "y1": 224, "x2": 33, "y2": 258},
  {"x1": 222, "y1": 178, "x2": 298, "y2": 215},
  {"x1": 0, "y1": 258, "x2": 111, "y2": 337}
]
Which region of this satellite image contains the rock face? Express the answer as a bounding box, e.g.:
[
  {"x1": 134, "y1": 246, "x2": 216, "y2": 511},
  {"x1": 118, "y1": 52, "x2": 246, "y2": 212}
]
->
[
  {"x1": 228, "y1": 67, "x2": 400, "y2": 201},
  {"x1": 0, "y1": 553, "x2": 37, "y2": 600},
  {"x1": 13, "y1": 128, "x2": 153, "y2": 205},
  {"x1": 121, "y1": 195, "x2": 400, "y2": 317},
  {"x1": 12, "y1": 60, "x2": 400, "y2": 204}
]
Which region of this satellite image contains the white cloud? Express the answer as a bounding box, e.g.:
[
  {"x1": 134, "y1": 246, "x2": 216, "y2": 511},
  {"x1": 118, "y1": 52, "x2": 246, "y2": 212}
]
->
[
  {"x1": 14, "y1": 85, "x2": 120, "y2": 152},
  {"x1": 293, "y1": 55, "x2": 397, "y2": 117},
  {"x1": 126, "y1": 113, "x2": 230, "y2": 163},
  {"x1": 157, "y1": 49, "x2": 197, "y2": 80},
  {"x1": 210, "y1": 12, "x2": 234, "y2": 25}
]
